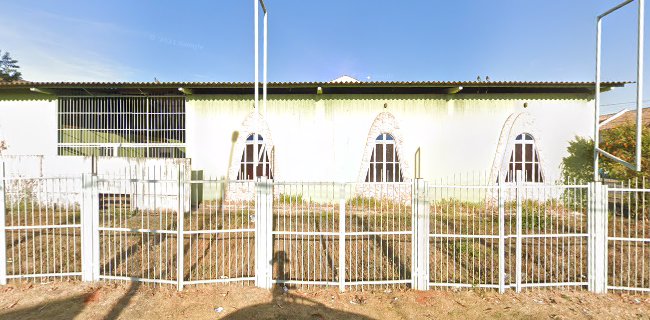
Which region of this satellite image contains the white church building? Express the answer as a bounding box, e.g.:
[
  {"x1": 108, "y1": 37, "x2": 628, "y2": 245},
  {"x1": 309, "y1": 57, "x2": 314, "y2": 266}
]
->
[{"x1": 0, "y1": 78, "x2": 624, "y2": 186}]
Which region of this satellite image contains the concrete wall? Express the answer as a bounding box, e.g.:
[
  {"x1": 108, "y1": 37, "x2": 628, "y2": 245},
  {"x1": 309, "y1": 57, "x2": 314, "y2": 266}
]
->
[
  {"x1": 185, "y1": 93, "x2": 594, "y2": 184},
  {"x1": 0, "y1": 97, "x2": 57, "y2": 156}
]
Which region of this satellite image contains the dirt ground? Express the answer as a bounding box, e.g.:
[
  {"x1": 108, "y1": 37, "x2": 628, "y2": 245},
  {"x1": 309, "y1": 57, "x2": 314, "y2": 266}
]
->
[{"x1": 0, "y1": 281, "x2": 649, "y2": 320}]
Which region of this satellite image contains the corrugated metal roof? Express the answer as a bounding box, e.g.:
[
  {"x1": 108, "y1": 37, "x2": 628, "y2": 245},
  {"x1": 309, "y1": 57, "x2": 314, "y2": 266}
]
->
[
  {"x1": 0, "y1": 80, "x2": 630, "y2": 88},
  {"x1": 0, "y1": 80, "x2": 629, "y2": 96}
]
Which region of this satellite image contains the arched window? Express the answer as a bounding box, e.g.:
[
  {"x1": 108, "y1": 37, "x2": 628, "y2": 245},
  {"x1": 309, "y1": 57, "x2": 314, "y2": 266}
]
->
[
  {"x1": 237, "y1": 134, "x2": 273, "y2": 180},
  {"x1": 504, "y1": 133, "x2": 543, "y2": 183},
  {"x1": 365, "y1": 133, "x2": 404, "y2": 182}
]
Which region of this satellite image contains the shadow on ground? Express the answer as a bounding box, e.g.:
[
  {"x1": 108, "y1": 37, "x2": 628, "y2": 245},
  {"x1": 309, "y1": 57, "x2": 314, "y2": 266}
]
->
[
  {"x1": 0, "y1": 294, "x2": 87, "y2": 320},
  {"x1": 221, "y1": 285, "x2": 374, "y2": 320},
  {"x1": 0, "y1": 281, "x2": 141, "y2": 320},
  {"x1": 222, "y1": 251, "x2": 374, "y2": 320}
]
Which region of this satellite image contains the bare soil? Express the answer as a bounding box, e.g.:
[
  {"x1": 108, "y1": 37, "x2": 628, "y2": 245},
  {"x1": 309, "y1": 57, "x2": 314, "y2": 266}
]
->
[{"x1": 1, "y1": 281, "x2": 650, "y2": 319}]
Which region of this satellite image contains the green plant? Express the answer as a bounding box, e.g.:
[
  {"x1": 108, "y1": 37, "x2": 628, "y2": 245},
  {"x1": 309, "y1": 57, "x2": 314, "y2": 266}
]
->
[
  {"x1": 562, "y1": 123, "x2": 650, "y2": 181},
  {"x1": 278, "y1": 193, "x2": 303, "y2": 204},
  {"x1": 346, "y1": 195, "x2": 406, "y2": 211}
]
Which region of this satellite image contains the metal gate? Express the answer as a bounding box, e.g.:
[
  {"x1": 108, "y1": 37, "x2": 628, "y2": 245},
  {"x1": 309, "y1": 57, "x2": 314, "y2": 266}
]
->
[
  {"x1": 427, "y1": 177, "x2": 589, "y2": 291},
  {"x1": 607, "y1": 179, "x2": 650, "y2": 293},
  {"x1": 94, "y1": 167, "x2": 256, "y2": 289},
  {"x1": 271, "y1": 182, "x2": 413, "y2": 290}
]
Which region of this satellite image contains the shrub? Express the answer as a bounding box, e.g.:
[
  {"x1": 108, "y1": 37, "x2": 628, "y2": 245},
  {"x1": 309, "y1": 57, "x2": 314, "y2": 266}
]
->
[{"x1": 562, "y1": 123, "x2": 650, "y2": 181}]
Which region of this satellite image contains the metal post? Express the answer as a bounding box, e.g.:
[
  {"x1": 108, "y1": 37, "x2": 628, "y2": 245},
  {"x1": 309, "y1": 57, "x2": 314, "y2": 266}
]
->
[
  {"x1": 338, "y1": 183, "x2": 346, "y2": 292},
  {"x1": 92, "y1": 175, "x2": 100, "y2": 281},
  {"x1": 515, "y1": 171, "x2": 523, "y2": 293},
  {"x1": 595, "y1": 0, "x2": 644, "y2": 177},
  {"x1": 263, "y1": 10, "x2": 268, "y2": 117},
  {"x1": 81, "y1": 173, "x2": 99, "y2": 282},
  {"x1": 412, "y1": 179, "x2": 430, "y2": 290},
  {"x1": 255, "y1": 178, "x2": 273, "y2": 289},
  {"x1": 253, "y1": 0, "x2": 259, "y2": 181},
  {"x1": 498, "y1": 173, "x2": 506, "y2": 293},
  {"x1": 595, "y1": 16, "x2": 602, "y2": 182},
  {"x1": 177, "y1": 165, "x2": 184, "y2": 291},
  {"x1": 0, "y1": 162, "x2": 6, "y2": 285},
  {"x1": 588, "y1": 182, "x2": 608, "y2": 293},
  {"x1": 265, "y1": 179, "x2": 273, "y2": 289},
  {"x1": 636, "y1": 0, "x2": 645, "y2": 171}
]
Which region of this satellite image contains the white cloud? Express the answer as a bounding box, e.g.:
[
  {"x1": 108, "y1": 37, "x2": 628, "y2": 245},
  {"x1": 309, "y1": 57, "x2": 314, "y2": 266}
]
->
[{"x1": 0, "y1": 8, "x2": 140, "y2": 81}]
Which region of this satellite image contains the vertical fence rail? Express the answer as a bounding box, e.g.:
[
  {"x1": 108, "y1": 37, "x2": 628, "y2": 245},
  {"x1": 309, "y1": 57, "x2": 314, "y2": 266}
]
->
[
  {"x1": 515, "y1": 172, "x2": 523, "y2": 293},
  {"x1": 81, "y1": 173, "x2": 99, "y2": 281},
  {"x1": 413, "y1": 179, "x2": 429, "y2": 290},
  {"x1": 255, "y1": 179, "x2": 272, "y2": 289},
  {"x1": 338, "y1": 183, "x2": 346, "y2": 292},
  {"x1": 0, "y1": 162, "x2": 6, "y2": 285},
  {"x1": 588, "y1": 182, "x2": 608, "y2": 293},
  {"x1": 498, "y1": 177, "x2": 506, "y2": 293},
  {"x1": 176, "y1": 166, "x2": 184, "y2": 291}
]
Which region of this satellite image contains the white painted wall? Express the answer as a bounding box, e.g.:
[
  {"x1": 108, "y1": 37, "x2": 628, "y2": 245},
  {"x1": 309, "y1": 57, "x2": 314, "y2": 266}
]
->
[
  {"x1": 186, "y1": 94, "x2": 594, "y2": 183},
  {"x1": 0, "y1": 94, "x2": 595, "y2": 184},
  {"x1": 0, "y1": 155, "x2": 191, "y2": 210},
  {"x1": 0, "y1": 98, "x2": 57, "y2": 156}
]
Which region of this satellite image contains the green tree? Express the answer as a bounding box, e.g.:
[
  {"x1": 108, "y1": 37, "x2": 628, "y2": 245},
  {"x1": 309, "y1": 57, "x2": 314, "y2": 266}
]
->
[
  {"x1": 562, "y1": 123, "x2": 650, "y2": 181},
  {"x1": 0, "y1": 50, "x2": 23, "y2": 82}
]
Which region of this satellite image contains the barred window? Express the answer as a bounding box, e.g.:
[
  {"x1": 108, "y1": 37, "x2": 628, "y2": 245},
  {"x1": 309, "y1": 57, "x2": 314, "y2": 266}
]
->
[
  {"x1": 57, "y1": 96, "x2": 185, "y2": 158},
  {"x1": 365, "y1": 133, "x2": 403, "y2": 182},
  {"x1": 505, "y1": 133, "x2": 544, "y2": 183},
  {"x1": 237, "y1": 134, "x2": 273, "y2": 180}
]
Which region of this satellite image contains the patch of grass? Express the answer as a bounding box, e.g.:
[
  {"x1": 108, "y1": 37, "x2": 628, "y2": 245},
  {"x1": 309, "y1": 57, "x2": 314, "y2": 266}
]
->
[
  {"x1": 346, "y1": 196, "x2": 408, "y2": 211},
  {"x1": 278, "y1": 193, "x2": 304, "y2": 204}
]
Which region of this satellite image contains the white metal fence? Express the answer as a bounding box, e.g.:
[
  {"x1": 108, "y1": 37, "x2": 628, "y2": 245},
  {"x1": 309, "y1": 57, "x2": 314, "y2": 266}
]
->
[
  {"x1": 0, "y1": 165, "x2": 648, "y2": 294},
  {"x1": 607, "y1": 178, "x2": 650, "y2": 293},
  {"x1": 427, "y1": 175, "x2": 589, "y2": 292},
  {"x1": 271, "y1": 182, "x2": 413, "y2": 290}
]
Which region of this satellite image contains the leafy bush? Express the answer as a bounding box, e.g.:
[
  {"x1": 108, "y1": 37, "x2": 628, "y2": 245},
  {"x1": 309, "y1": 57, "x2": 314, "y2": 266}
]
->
[{"x1": 562, "y1": 123, "x2": 650, "y2": 181}]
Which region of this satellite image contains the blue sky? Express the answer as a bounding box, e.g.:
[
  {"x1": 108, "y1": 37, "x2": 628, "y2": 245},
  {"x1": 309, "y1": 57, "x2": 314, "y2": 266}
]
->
[{"x1": 0, "y1": 0, "x2": 647, "y2": 113}]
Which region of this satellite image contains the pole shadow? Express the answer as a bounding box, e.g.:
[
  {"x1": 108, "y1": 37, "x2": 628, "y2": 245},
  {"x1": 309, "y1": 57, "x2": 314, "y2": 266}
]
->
[{"x1": 221, "y1": 251, "x2": 374, "y2": 320}]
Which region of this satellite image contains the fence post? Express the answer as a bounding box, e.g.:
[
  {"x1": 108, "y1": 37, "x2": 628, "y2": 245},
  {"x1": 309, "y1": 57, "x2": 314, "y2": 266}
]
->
[
  {"x1": 0, "y1": 162, "x2": 6, "y2": 285},
  {"x1": 412, "y1": 178, "x2": 430, "y2": 290},
  {"x1": 81, "y1": 173, "x2": 99, "y2": 282},
  {"x1": 338, "y1": 183, "x2": 346, "y2": 292},
  {"x1": 255, "y1": 178, "x2": 273, "y2": 289},
  {"x1": 498, "y1": 174, "x2": 505, "y2": 293},
  {"x1": 515, "y1": 171, "x2": 523, "y2": 293},
  {"x1": 588, "y1": 181, "x2": 608, "y2": 293},
  {"x1": 177, "y1": 165, "x2": 184, "y2": 291}
]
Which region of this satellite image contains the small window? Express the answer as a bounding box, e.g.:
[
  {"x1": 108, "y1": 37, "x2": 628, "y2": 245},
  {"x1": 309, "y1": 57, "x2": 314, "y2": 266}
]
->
[
  {"x1": 365, "y1": 133, "x2": 403, "y2": 182},
  {"x1": 505, "y1": 133, "x2": 543, "y2": 183},
  {"x1": 237, "y1": 134, "x2": 273, "y2": 180}
]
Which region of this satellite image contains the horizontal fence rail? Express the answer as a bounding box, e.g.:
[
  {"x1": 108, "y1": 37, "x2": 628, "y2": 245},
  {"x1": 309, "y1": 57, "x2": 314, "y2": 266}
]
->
[{"x1": 1, "y1": 163, "x2": 648, "y2": 294}]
